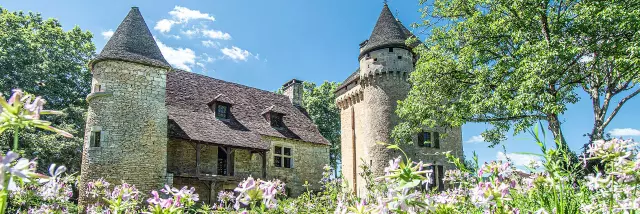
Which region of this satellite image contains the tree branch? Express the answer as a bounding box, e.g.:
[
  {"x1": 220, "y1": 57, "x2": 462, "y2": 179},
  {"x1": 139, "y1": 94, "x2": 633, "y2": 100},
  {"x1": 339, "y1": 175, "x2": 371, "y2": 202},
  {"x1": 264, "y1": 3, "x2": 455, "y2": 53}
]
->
[
  {"x1": 602, "y1": 87, "x2": 640, "y2": 129},
  {"x1": 464, "y1": 115, "x2": 545, "y2": 122},
  {"x1": 539, "y1": 1, "x2": 551, "y2": 44}
]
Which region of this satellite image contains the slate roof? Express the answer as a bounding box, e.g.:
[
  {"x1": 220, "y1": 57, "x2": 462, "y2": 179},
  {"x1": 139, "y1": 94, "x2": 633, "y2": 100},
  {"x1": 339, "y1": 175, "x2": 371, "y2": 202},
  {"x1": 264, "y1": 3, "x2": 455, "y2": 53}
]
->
[
  {"x1": 359, "y1": 4, "x2": 412, "y2": 59},
  {"x1": 90, "y1": 7, "x2": 170, "y2": 69},
  {"x1": 335, "y1": 68, "x2": 360, "y2": 94},
  {"x1": 166, "y1": 70, "x2": 330, "y2": 150}
]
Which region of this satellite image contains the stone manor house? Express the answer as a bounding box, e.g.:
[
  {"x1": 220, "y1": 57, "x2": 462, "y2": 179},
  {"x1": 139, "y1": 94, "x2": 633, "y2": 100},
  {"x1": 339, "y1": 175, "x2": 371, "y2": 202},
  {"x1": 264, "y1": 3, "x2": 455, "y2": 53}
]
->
[
  {"x1": 78, "y1": 3, "x2": 464, "y2": 206},
  {"x1": 335, "y1": 4, "x2": 464, "y2": 194},
  {"x1": 79, "y1": 7, "x2": 330, "y2": 206}
]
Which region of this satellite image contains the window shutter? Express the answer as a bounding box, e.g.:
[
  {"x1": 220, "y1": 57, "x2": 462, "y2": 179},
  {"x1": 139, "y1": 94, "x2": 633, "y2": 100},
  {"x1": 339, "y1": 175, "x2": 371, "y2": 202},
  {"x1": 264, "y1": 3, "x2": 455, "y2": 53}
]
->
[
  {"x1": 417, "y1": 133, "x2": 424, "y2": 147},
  {"x1": 101, "y1": 131, "x2": 107, "y2": 147},
  {"x1": 437, "y1": 165, "x2": 445, "y2": 191},
  {"x1": 434, "y1": 132, "x2": 440, "y2": 148},
  {"x1": 90, "y1": 132, "x2": 95, "y2": 147}
]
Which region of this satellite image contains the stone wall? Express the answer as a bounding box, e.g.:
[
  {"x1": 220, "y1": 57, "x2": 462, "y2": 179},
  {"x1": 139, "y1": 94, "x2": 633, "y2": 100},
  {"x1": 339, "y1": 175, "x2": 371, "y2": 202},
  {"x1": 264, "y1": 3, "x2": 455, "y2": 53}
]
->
[
  {"x1": 261, "y1": 136, "x2": 330, "y2": 196},
  {"x1": 79, "y1": 60, "x2": 169, "y2": 207},
  {"x1": 337, "y1": 47, "x2": 465, "y2": 195},
  {"x1": 167, "y1": 136, "x2": 330, "y2": 203}
]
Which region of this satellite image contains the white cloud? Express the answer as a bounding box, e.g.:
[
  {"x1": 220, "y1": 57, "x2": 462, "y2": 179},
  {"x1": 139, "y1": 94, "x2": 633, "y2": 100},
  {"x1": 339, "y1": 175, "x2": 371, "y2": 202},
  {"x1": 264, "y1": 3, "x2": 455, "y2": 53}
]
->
[
  {"x1": 465, "y1": 135, "x2": 484, "y2": 144},
  {"x1": 155, "y1": 6, "x2": 215, "y2": 33},
  {"x1": 169, "y1": 6, "x2": 215, "y2": 23},
  {"x1": 201, "y1": 40, "x2": 219, "y2": 48},
  {"x1": 155, "y1": 38, "x2": 196, "y2": 71},
  {"x1": 154, "y1": 19, "x2": 176, "y2": 33},
  {"x1": 496, "y1": 152, "x2": 541, "y2": 166},
  {"x1": 202, "y1": 29, "x2": 231, "y2": 40},
  {"x1": 101, "y1": 30, "x2": 114, "y2": 40},
  {"x1": 221, "y1": 46, "x2": 251, "y2": 62},
  {"x1": 609, "y1": 128, "x2": 640, "y2": 137},
  {"x1": 181, "y1": 29, "x2": 199, "y2": 37}
]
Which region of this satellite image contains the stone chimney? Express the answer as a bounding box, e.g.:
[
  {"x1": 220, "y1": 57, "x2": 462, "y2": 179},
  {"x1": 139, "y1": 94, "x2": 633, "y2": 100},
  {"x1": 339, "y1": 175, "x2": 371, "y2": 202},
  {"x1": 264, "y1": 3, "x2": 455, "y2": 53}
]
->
[{"x1": 283, "y1": 79, "x2": 303, "y2": 106}]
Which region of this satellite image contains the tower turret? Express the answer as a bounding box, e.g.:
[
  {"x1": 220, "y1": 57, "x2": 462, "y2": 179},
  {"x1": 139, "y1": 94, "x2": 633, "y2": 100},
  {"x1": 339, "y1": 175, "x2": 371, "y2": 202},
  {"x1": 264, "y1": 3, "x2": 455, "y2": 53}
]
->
[
  {"x1": 357, "y1": 4, "x2": 416, "y2": 193},
  {"x1": 336, "y1": 4, "x2": 463, "y2": 195},
  {"x1": 79, "y1": 7, "x2": 170, "y2": 208}
]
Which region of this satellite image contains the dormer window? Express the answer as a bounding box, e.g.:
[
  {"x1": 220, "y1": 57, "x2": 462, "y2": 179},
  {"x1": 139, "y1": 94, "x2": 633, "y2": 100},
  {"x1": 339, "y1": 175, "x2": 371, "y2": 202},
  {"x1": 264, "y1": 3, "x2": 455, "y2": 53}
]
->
[
  {"x1": 215, "y1": 103, "x2": 230, "y2": 119},
  {"x1": 209, "y1": 94, "x2": 234, "y2": 120},
  {"x1": 270, "y1": 113, "x2": 284, "y2": 128},
  {"x1": 261, "y1": 105, "x2": 286, "y2": 129}
]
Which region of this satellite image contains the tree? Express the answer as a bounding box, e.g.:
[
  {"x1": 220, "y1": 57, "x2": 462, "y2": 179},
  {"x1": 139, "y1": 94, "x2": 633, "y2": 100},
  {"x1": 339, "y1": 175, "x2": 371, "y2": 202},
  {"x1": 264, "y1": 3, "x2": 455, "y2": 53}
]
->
[
  {"x1": 395, "y1": 0, "x2": 640, "y2": 152},
  {"x1": 277, "y1": 82, "x2": 341, "y2": 175},
  {"x1": 301, "y1": 82, "x2": 341, "y2": 174},
  {"x1": 0, "y1": 7, "x2": 96, "y2": 172}
]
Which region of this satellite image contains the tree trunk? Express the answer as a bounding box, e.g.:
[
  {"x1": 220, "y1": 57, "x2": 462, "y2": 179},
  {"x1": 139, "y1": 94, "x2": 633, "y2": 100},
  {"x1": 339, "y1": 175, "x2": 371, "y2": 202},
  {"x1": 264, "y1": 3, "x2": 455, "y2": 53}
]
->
[{"x1": 547, "y1": 113, "x2": 570, "y2": 151}]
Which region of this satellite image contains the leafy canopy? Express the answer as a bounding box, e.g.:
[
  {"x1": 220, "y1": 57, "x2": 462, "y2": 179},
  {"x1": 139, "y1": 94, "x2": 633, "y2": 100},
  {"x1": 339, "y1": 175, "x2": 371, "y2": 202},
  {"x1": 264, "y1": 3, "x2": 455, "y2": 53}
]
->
[
  {"x1": 396, "y1": 0, "x2": 640, "y2": 147},
  {"x1": 0, "y1": 7, "x2": 96, "y2": 172},
  {"x1": 277, "y1": 81, "x2": 341, "y2": 172}
]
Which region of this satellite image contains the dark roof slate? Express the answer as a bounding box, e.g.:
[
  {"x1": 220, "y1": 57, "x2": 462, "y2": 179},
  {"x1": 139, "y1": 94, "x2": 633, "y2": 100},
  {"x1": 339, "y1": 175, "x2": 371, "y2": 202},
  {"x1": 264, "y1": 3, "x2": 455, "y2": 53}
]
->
[
  {"x1": 90, "y1": 7, "x2": 170, "y2": 69},
  {"x1": 359, "y1": 4, "x2": 411, "y2": 59},
  {"x1": 335, "y1": 68, "x2": 360, "y2": 94},
  {"x1": 166, "y1": 70, "x2": 330, "y2": 150}
]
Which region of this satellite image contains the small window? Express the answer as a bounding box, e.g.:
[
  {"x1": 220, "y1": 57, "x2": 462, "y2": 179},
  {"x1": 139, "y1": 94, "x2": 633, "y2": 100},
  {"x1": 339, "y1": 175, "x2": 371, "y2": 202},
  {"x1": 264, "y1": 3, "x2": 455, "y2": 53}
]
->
[
  {"x1": 397, "y1": 56, "x2": 402, "y2": 60},
  {"x1": 373, "y1": 58, "x2": 378, "y2": 62},
  {"x1": 93, "y1": 84, "x2": 102, "y2": 93},
  {"x1": 274, "y1": 146, "x2": 293, "y2": 168},
  {"x1": 90, "y1": 131, "x2": 101, "y2": 147},
  {"x1": 389, "y1": 48, "x2": 393, "y2": 52},
  {"x1": 270, "y1": 113, "x2": 284, "y2": 128},
  {"x1": 418, "y1": 131, "x2": 440, "y2": 148},
  {"x1": 216, "y1": 104, "x2": 229, "y2": 119}
]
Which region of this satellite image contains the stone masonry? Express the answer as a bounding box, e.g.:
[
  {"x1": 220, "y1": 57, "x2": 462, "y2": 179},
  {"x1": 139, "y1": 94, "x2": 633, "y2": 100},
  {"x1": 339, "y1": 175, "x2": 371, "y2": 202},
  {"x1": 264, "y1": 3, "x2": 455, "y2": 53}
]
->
[
  {"x1": 79, "y1": 60, "x2": 169, "y2": 205},
  {"x1": 335, "y1": 4, "x2": 464, "y2": 195},
  {"x1": 167, "y1": 136, "x2": 330, "y2": 203}
]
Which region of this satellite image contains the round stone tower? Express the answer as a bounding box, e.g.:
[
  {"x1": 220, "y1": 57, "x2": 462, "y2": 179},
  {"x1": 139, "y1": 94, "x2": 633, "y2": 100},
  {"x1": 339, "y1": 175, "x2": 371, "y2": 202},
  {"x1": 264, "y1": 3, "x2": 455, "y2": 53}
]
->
[
  {"x1": 79, "y1": 7, "x2": 171, "y2": 208},
  {"x1": 357, "y1": 3, "x2": 415, "y2": 181},
  {"x1": 335, "y1": 3, "x2": 463, "y2": 195}
]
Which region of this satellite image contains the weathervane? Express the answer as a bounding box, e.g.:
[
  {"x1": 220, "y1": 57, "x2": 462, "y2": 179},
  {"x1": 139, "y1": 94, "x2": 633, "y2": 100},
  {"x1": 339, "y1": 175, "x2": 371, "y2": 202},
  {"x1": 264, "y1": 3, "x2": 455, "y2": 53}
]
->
[{"x1": 383, "y1": 0, "x2": 388, "y2": 5}]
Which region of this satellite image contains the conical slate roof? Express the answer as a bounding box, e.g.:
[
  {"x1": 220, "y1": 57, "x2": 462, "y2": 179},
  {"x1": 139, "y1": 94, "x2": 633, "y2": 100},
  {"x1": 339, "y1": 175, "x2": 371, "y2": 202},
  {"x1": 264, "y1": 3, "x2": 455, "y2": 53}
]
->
[
  {"x1": 90, "y1": 7, "x2": 170, "y2": 69},
  {"x1": 359, "y1": 4, "x2": 411, "y2": 59}
]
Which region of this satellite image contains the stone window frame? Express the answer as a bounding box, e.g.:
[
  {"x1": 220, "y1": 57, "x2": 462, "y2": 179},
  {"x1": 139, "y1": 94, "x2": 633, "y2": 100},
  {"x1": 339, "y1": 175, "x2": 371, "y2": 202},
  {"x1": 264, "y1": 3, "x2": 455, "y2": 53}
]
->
[
  {"x1": 417, "y1": 131, "x2": 440, "y2": 148},
  {"x1": 273, "y1": 145, "x2": 293, "y2": 169},
  {"x1": 89, "y1": 126, "x2": 106, "y2": 148},
  {"x1": 388, "y1": 47, "x2": 394, "y2": 52},
  {"x1": 92, "y1": 78, "x2": 104, "y2": 93}
]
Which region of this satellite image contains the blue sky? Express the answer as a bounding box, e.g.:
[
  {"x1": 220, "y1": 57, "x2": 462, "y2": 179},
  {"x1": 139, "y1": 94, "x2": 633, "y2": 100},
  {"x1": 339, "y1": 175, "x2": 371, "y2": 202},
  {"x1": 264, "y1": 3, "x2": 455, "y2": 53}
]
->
[{"x1": 3, "y1": 0, "x2": 639, "y2": 166}]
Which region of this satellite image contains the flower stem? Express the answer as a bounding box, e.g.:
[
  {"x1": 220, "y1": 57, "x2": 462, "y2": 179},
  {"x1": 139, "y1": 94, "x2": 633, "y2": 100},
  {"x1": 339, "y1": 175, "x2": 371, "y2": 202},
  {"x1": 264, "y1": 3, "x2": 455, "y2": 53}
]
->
[
  {"x1": 0, "y1": 173, "x2": 9, "y2": 214},
  {"x1": 12, "y1": 127, "x2": 19, "y2": 151}
]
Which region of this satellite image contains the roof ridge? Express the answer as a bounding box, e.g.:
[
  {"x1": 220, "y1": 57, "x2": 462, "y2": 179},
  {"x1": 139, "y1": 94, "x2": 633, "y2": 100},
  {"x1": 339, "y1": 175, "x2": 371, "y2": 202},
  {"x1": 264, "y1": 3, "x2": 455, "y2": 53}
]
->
[{"x1": 172, "y1": 70, "x2": 290, "y2": 98}]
